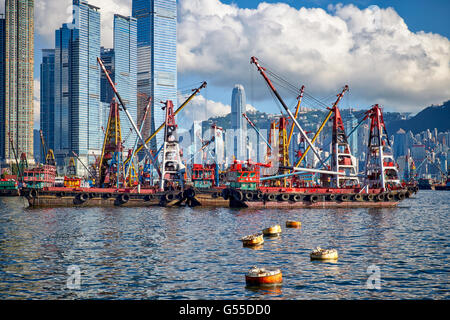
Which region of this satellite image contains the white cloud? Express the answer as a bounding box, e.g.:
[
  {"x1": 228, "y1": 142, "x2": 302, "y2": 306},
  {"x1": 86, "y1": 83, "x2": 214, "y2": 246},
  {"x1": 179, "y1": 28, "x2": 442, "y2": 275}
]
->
[
  {"x1": 35, "y1": 0, "x2": 131, "y2": 48},
  {"x1": 178, "y1": 0, "x2": 450, "y2": 112},
  {"x1": 177, "y1": 94, "x2": 231, "y2": 128}
]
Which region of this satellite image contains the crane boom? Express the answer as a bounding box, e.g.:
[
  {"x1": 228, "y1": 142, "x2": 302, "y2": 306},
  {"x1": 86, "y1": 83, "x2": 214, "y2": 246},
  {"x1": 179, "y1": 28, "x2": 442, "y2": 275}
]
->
[
  {"x1": 294, "y1": 85, "x2": 348, "y2": 168},
  {"x1": 250, "y1": 56, "x2": 325, "y2": 167},
  {"x1": 97, "y1": 57, "x2": 158, "y2": 175},
  {"x1": 242, "y1": 113, "x2": 272, "y2": 151},
  {"x1": 124, "y1": 81, "x2": 207, "y2": 165}
]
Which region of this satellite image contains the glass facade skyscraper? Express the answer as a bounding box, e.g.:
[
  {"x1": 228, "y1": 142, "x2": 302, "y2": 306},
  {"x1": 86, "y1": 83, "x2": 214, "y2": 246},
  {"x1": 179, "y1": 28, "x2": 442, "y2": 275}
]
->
[
  {"x1": 231, "y1": 84, "x2": 247, "y2": 160},
  {"x1": 100, "y1": 47, "x2": 115, "y2": 105},
  {"x1": 0, "y1": 16, "x2": 5, "y2": 161},
  {"x1": 1, "y1": 0, "x2": 34, "y2": 165},
  {"x1": 54, "y1": 0, "x2": 102, "y2": 170},
  {"x1": 132, "y1": 0, "x2": 177, "y2": 153},
  {"x1": 114, "y1": 14, "x2": 137, "y2": 151},
  {"x1": 40, "y1": 49, "x2": 55, "y2": 162}
]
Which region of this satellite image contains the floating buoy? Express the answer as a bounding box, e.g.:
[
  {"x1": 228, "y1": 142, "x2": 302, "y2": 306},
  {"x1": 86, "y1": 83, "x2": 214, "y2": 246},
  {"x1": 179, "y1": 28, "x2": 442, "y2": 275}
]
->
[
  {"x1": 241, "y1": 233, "x2": 264, "y2": 247},
  {"x1": 245, "y1": 266, "x2": 282, "y2": 286},
  {"x1": 286, "y1": 220, "x2": 301, "y2": 228},
  {"x1": 262, "y1": 224, "x2": 282, "y2": 236},
  {"x1": 310, "y1": 247, "x2": 338, "y2": 260}
]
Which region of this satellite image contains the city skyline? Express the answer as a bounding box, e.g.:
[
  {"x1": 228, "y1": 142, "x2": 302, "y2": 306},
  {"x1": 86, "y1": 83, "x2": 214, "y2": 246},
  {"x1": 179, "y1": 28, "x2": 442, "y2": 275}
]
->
[{"x1": 13, "y1": 0, "x2": 448, "y2": 129}]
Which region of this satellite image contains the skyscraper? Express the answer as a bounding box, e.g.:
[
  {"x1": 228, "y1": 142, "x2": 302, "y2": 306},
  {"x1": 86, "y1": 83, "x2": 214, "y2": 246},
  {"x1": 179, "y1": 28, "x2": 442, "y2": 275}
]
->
[
  {"x1": 40, "y1": 49, "x2": 55, "y2": 162},
  {"x1": 54, "y1": 0, "x2": 102, "y2": 172},
  {"x1": 54, "y1": 23, "x2": 73, "y2": 164},
  {"x1": 1, "y1": 0, "x2": 34, "y2": 165},
  {"x1": 345, "y1": 111, "x2": 358, "y2": 156},
  {"x1": 132, "y1": 0, "x2": 177, "y2": 153},
  {"x1": 0, "y1": 15, "x2": 5, "y2": 161},
  {"x1": 113, "y1": 14, "x2": 137, "y2": 151},
  {"x1": 231, "y1": 84, "x2": 247, "y2": 160},
  {"x1": 100, "y1": 47, "x2": 115, "y2": 104}
]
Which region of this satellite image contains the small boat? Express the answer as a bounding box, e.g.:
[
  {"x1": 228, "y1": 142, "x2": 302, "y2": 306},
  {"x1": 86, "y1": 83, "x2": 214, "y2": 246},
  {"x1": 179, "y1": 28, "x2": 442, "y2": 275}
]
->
[
  {"x1": 245, "y1": 266, "x2": 282, "y2": 286},
  {"x1": 310, "y1": 247, "x2": 338, "y2": 260},
  {"x1": 262, "y1": 224, "x2": 282, "y2": 236},
  {"x1": 286, "y1": 220, "x2": 301, "y2": 228},
  {"x1": 241, "y1": 233, "x2": 264, "y2": 246}
]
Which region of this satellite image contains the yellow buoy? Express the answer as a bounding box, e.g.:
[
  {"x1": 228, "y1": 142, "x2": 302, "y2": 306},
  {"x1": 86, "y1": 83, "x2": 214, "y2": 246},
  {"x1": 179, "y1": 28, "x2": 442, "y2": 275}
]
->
[
  {"x1": 310, "y1": 247, "x2": 338, "y2": 260},
  {"x1": 262, "y1": 224, "x2": 282, "y2": 236},
  {"x1": 286, "y1": 220, "x2": 301, "y2": 228},
  {"x1": 241, "y1": 233, "x2": 264, "y2": 247}
]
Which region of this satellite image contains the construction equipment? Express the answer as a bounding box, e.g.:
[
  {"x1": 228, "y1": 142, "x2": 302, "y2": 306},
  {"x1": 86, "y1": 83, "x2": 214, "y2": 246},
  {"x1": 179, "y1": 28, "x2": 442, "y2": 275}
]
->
[
  {"x1": 364, "y1": 104, "x2": 401, "y2": 191},
  {"x1": 250, "y1": 56, "x2": 325, "y2": 167},
  {"x1": 242, "y1": 113, "x2": 272, "y2": 151},
  {"x1": 294, "y1": 85, "x2": 349, "y2": 168},
  {"x1": 98, "y1": 99, "x2": 125, "y2": 188},
  {"x1": 125, "y1": 81, "x2": 207, "y2": 165},
  {"x1": 97, "y1": 57, "x2": 159, "y2": 177},
  {"x1": 160, "y1": 100, "x2": 185, "y2": 191}
]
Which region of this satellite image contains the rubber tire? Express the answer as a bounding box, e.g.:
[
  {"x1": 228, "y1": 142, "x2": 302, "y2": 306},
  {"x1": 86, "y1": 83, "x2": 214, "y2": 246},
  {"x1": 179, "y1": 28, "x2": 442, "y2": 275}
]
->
[{"x1": 78, "y1": 193, "x2": 88, "y2": 203}]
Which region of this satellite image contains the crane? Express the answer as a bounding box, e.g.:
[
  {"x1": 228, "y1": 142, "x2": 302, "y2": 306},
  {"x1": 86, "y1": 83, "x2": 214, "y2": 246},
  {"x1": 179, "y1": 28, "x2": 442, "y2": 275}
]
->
[
  {"x1": 250, "y1": 56, "x2": 325, "y2": 167},
  {"x1": 242, "y1": 113, "x2": 272, "y2": 151},
  {"x1": 124, "y1": 81, "x2": 207, "y2": 165}
]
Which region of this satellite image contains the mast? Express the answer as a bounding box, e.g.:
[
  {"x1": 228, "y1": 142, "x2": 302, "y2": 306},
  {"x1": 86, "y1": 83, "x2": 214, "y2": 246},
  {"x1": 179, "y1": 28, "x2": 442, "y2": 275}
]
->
[{"x1": 250, "y1": 56, "x2": 325, "y2": 167}]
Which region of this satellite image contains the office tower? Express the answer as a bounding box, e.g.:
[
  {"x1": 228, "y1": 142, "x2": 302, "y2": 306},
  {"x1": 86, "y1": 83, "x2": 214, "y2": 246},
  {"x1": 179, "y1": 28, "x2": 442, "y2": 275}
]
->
[
  {"x1": 100, "y1": 47, "x2": 115, "y2": 104},
  {"x1": 40, "y1": 49, "x2": 55, "y2": 162},
  {"x1": 33, "y1": 129, "x2": 41, "y2": 164},
  {"x1": 54, "y1": 0, "x2": 101, "y2": 171},
  {"x1": 132, "y1": 0, "x2": 177, "y2": 153},
  {"x1": 54, "y1": 23, "x2": 73, "y2": 165},
  {"x1": 345, "y1": 111, "x2": 358, "y2": 157},
  {"x1": 231, "y1": 84, "x2": 247, "y2": 160},
  {"x1": 394, "y1": 128, "x2": 407, "y2": 159},
  {"x1": 190, "y1": 121, "x2": 202, "y2": 164},
  {"x1": 0, "y1": 15, "x2": 5, "y2": 161},
  {"x1": 1, "y1": 0, "x2": 34, "y2": 165},
  {"x1": 113, "y1": 14, "x2": 137, "y2": 151}
]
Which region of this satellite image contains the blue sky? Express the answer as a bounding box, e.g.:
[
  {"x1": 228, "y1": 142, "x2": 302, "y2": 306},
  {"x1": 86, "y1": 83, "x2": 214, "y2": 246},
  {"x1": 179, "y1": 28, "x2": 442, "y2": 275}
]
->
[
  {"x1": 27, "y1": 0, "x2": 450, "y2": 128},
  {"x1": 223, "y1": 0, "x2": 450, "y2": 38}
]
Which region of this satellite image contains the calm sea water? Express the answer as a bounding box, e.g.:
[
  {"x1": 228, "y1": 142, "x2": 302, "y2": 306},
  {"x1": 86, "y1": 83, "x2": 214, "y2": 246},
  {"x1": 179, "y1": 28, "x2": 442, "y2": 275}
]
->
[{"x1": 0, "y1": 190, "x2": 448, "y2": 300}]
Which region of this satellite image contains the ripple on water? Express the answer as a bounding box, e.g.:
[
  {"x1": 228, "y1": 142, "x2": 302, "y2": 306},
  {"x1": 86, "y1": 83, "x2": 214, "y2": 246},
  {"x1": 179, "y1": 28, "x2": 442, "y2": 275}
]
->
[{"x1": 0, "y1": 190, "x2": 448, "y2": 299}]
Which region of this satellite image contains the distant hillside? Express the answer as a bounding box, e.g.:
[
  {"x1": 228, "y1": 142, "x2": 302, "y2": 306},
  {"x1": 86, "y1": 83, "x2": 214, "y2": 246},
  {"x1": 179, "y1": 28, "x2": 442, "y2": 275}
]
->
[{"x1": 387, "y1": 100, "x2": 450, "y2": 134}]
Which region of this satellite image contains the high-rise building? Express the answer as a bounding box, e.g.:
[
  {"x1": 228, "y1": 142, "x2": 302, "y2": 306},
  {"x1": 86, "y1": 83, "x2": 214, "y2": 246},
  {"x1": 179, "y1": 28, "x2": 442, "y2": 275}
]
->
[
  {"x1": 1, "y1": 0, "x2": 34, "y2": 165},
  {"x1": 100, "y1": 47, "x2": 115, "y2": 104},
  {"x1": 54, "y1": 0, "x2": 102, "y2": 172},
  {"x1": 394, "y1": 128, "x2": 407, "y2": 159},
  {"x1": 345, "y1": 111, "x2": 358, "y2": 157},
  {"x1": 113, "y1": 14, "x2": 137, "y2": 151},
  {"x1": 40, "y1": 49, "x2": 55, "y2": 162},
  {"x1": 0, "y1": 15, "x2": 5, "y2": 162},
  {"x1": 231, "y1": 84, "x2": 247, "y2": 160},
  {"x1": 132, "y1": 0, "x2": 177, "y2": 153},
  {"x1": 54, "y1": 23, "x2": 73, "y2": 165}
]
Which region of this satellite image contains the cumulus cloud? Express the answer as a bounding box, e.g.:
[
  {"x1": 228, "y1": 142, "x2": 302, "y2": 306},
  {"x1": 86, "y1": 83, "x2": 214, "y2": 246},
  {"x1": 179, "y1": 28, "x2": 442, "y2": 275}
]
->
[
  {"x1": 177, "y1": 94, "x2": 231, "y2": 128},
  {"x1": 35, "y1": 0, "x2": 131, "y2": 48},
  {"x1": 178, "y1": 0, "x2": 450, "y2": 112}
]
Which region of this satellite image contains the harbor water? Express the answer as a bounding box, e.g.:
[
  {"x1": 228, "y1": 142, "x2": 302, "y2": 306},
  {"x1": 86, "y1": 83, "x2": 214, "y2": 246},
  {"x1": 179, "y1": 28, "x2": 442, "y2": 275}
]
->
[{"x1": 0, "y1": 190, "x2": 448, "y2": 299}]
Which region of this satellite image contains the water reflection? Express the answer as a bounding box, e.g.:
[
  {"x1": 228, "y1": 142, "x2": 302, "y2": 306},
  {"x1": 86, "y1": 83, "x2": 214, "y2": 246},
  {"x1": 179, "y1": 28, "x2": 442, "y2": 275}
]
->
[{"x1": 0, "y1": 191, "x2": 448, "y2": 299}]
